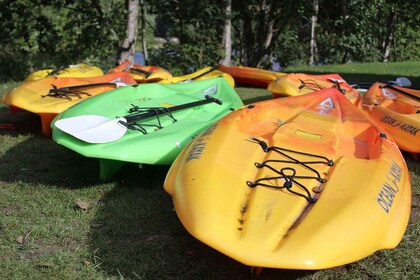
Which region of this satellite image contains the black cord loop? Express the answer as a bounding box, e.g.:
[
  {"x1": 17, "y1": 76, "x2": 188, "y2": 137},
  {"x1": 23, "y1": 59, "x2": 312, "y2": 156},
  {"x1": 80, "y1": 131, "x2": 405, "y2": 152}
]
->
[
  {"x1": 247, "y1": 137, "x2": 334, "y2": 203},
  {"x1": 120, "y1": 105, "x2": 179, "y2": 134}
]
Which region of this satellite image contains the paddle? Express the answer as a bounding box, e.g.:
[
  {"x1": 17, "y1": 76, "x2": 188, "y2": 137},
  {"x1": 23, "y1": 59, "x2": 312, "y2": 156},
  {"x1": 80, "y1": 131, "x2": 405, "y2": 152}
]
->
[
  {"x1": 187, "y1": 67, "x2": 215, "y2": 81},
  {"x1": 48, "y1": 82, "x2": 128, "y2": 94},
  {"x1": 54, "y1": 94, "x2": 223, "y2": 144},
  {"x1": 381, "y1": 84, "x2": 420, "y2": 102},
  {"x1": 350, "y1": 77, "x2": 412, "y2": 89},
  {"x1": 129, "y1": 67, "x2": 153, "y2": 78}
]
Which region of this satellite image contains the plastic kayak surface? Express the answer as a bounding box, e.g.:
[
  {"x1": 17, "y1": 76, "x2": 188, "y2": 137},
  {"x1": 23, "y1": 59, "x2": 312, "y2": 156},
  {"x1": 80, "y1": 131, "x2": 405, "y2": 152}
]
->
[
  {"x1": 110, "y1": 60, "x2": 172, "y2": 83},
  {"x1": 164, "y1": 88, "x2": 411, "y2": 269},
  {"x1": 159, "y1": 67, "x2": 235, "y2": 88},
  {"x1": 362, "y1": 82, "x2": 420, "y2": 153},
  {"x1": 24, "y1": 63, "x2": 104, "y2": 82},
  {"x1": 51, "y1": 77, "x2": 244, "y2": 180},
  {"x1": 2, "y1": 72, "x2": 136, "y2": 135},
  {"x1": 267, "y1": 73, "x2": 361, "y2": 106},
  {"x1": 218, "y1": 65, "x2": 285, "y2": 87}
]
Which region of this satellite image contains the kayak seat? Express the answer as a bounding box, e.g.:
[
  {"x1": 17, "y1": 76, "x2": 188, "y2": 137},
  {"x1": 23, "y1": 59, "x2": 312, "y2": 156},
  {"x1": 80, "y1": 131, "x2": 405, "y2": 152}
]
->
[
  {"x1": 385, "y1": 99, "x2": 418, "y2": 114},
  {"x1": 338, "y1": 123, "x2": 381, "y2": 160}
]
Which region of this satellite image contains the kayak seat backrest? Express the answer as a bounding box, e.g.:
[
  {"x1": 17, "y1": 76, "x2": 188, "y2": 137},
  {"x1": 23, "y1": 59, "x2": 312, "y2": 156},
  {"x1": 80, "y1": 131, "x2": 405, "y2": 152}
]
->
[
  {"x1": 336, "y1": 120, "x2": 381, "y2": 160},
  {"x1": 385, "y1": 99, "x2": 418, "y2": 114}
]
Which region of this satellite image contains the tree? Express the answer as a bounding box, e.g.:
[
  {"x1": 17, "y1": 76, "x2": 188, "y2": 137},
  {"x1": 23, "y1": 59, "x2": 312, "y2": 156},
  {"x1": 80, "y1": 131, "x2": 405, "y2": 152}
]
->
[
  {"x1": 149, "y1": 0, "x2": 225, "y2": 74},
  {"x1": 231, "y1": 0, "x2": 302, "y2": 67},
  {"x1": 118, "y1": 0, "x2": 139, "y2": 64},
  {"x1": 373, "y1": 0, "x2": 419, "y2": 62},
  {"x1": 219, "y1": 0, "x2": 232, "y2": 66},
  {"x1": 140, "y1": 0, "x2": 149, "y2": 64},
  {"x1": 309, "y1": 0, "x2": 319, "y2": 65}
]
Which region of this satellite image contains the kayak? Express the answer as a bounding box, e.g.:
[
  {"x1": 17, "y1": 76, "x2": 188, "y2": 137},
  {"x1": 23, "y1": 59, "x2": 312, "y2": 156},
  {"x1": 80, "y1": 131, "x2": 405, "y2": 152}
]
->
[
  {"x1": 24, "y1": 63, "x2": 104, "y2": 82},
  {"x1": 110, "y1": 60, "x2": 172, "y2": 83},
  {"x1": 159, "y1": 67, "x2": 235, "y2": 87},
  {"x1": 362, "y1": 82, "x2": 420, "y2": 154},
  {"x1": 267, "y1": 73, "x2": 361, "y2": 105},
  {"x1": 51, "y1": 77, "x2": 244, "y2": 180},
  {"x1": 164, "y1": 88, "x2": 411, "y2": 270},
  {"x1": 2, "y1": 72, "x2": 136, "y2": 135},
  {"x1": 218, "y1": 65, "x2": 285, "y2": 87}
]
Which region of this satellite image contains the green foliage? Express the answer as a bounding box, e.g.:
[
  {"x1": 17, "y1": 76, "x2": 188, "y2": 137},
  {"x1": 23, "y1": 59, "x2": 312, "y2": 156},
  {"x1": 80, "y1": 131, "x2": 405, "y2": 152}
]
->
[
  {"x1": 0, "y1": 0, "x2": 419, "y2": 80},
  {"x1": 149, "y1": 0, "x2": 225, "y2": 73},
  {"x1": 149, "y1": 43, "x2": 223, "y2": 75},
  {"x1": 0, "y1": 0, "x2": 127, "y2": 81}
]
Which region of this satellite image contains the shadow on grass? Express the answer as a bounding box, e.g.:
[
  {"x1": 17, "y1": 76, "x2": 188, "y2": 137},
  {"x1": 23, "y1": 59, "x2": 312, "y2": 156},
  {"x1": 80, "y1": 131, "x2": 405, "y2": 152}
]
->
[
  {"x1": 0, "y1": 108, "x2": 314, "y2": 278},
  {"x1": 0, "y1": 108, "x2": 103, "y2": 187},
  {"x1": 89, "y1": 164, "x2": 316, "y2": 279}
]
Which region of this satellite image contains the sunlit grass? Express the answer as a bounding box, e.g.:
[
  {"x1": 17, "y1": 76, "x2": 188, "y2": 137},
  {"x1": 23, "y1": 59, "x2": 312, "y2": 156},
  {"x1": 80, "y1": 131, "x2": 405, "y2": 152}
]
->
[{"x1": 284, "y1": 60, "x2": 420, "y2": 87}]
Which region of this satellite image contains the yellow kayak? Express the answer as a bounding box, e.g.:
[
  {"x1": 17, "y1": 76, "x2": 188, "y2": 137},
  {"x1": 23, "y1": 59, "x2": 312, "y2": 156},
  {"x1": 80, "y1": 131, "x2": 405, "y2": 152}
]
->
[
  {"x1": 159, "y1": 67, "x2": 235, "y2": 87},
  {"x1": 24, "y1": 63, "x2": 104, "y2": 82},
  {"x1": 362, "y1": 82, "x2": 420, "y2": 154},
  {"x1": 2, "y1": 72, "x2": 136, "y2": 135},
  {"x1": 267, "y1": 73, "x2": 361, "y2": 106},
  {"x1": 164, "y1": 88, "x2": 411, "y2": 270}
]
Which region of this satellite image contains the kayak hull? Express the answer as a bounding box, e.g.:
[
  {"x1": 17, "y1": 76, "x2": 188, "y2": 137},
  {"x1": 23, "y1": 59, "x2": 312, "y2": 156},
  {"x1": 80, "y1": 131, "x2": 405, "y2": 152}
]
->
[
  {"x1": 52, "y1": 78, "x2": 244, "y2": 180},
  {"x1": 24, "y1": 63, "x2": 104, "y2": 82},
  {"x1": 218, "y1": 65, "x2": 285, "y2": 87},
  {"x1": 164, "y1": 88, "x2": 411, "y2": 269},
  {"x1": 159, "y1": 67, "x2": 235, "y2": 88},
  {"x1": 362, "y1": 83, "x2": 420, "y2": 153},
  {"x1": 110, "y1": 61, "x2": 173, "y2": 83},
  {"x1": 2, "y1": 72, "x2": 136, "y2": 135},
  {"x1": 267, "y1": 73, "x2": 361, "y2": 106}
]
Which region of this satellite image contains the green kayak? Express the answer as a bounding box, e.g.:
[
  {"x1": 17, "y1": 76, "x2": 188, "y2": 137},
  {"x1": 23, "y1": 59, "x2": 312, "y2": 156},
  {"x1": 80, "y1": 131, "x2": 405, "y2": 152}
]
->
[{"x1": 51, "y1": 77, "x2": 244, "y2": 180}]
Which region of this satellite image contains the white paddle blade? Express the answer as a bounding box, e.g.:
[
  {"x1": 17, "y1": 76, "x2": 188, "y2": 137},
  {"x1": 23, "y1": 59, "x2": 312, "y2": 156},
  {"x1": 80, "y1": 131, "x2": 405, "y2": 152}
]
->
[
  {"x1": 394, "y1": 77, "x2": 411, "y2": 87},
  {"x1": 55, "y1": 115, "x2": 112, "y2": 134},
  {"x1": 54, "y1": 115, "x2": 128, "y2": 143}
]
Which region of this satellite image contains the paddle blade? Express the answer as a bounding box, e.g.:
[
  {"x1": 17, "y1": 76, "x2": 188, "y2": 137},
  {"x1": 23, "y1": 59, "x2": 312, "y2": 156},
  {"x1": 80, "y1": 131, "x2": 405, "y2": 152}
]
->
[
  {"x1": 393, "y1": 77, "x2": 411, "y2": 87},
  {"x1": 54, "y1": 115, "x2": 128, "y2": 143}
]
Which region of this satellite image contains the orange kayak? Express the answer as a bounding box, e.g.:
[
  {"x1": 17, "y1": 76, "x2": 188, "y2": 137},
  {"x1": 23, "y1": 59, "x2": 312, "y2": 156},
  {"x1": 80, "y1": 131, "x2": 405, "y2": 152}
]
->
[
  {"x1": 362, "y1": 83, "x2": 420, "y2": 153},
  {"x1": 267, "y1": 73, "x2": 361, "y2": 105},
  {"x1": 165, "y1": 88, "x2": 411, "y2": 269},
  {"x1": 2, "y1": 72, "x2": 136, "y2": 135},
  {"x1": 218, "y1": 65, "x2": 285, "y2": 87}
]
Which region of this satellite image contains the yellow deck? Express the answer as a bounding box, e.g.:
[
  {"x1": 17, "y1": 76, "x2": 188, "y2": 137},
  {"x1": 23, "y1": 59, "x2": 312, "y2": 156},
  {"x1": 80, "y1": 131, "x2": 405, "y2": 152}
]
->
[
  {"x1": 164, "y1": 88, "x2": 411, "y2": 269},
  {"x1": 2, "y1": 72, "x2": 136, "y2": 135}
]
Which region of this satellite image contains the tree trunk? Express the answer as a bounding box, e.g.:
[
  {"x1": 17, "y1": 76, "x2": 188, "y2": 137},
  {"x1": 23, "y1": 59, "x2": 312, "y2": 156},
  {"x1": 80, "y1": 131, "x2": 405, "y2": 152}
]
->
[
  {"x1": 220, "y1": 0, "x2": 232, "y2": 66},
  {"x1": 309, "y1": 0, "x2": 318, "y2": 65},
  {"x1": 140, "y1": 0, "x2": 148, "y2": 64},
  {"x1": 118, "y1": 0, "x2": 139, "y2": 64},
  {"x1": 382, "y1": 12, "x2": 397, "y2": 62}
]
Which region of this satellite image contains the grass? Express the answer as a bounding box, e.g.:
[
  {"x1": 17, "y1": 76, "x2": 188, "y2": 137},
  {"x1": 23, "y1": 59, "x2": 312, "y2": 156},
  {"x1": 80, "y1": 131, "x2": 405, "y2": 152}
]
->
[
  {"x1": 0, "y1": 64, "x2": 419, "y2": 279},
  {"x1": 284, "y1": 60, "x2": 420, "y2": 88}
]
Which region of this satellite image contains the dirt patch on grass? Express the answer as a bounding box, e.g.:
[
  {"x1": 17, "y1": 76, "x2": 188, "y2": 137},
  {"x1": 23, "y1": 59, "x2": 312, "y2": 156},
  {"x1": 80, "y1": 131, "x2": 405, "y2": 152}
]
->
[
  {"x1": 0, "y1": 205, "x2": 20, "y2": 215},
  {"x1": 409, "y1": 194, "x2": 420, "y2": 224}
]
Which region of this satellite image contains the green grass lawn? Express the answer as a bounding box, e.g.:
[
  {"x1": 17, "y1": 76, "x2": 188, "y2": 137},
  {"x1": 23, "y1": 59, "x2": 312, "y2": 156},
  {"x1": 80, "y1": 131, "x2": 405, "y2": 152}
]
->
[
  {"x1": 0, "y1": 62, "x2": 419, "y2": 279},
  {"x1": 284, "y1": 60, "x2": 420, "y2": 88}
]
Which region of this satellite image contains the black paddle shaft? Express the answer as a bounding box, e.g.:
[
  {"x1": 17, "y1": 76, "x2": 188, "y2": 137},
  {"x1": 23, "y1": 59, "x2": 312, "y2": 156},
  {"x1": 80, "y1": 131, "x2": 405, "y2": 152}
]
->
[
  {"x1": 381, "y1": 85, "x2": 420, "y2": 102},
  {"x1": 124, "y1": 95, "x2": 223, "y2": 123},
  {"x1": 128, "y1": 68, "x2": 153, "y2": 78},
  {"x1": 49, "y1": 82, "x2": 119, "y2": 94}
]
